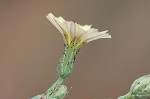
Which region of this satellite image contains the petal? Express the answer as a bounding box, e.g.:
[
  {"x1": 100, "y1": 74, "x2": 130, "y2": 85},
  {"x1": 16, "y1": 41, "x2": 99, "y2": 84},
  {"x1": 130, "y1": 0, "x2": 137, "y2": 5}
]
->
[
  {"x1": 46, "y1": 13, "x2": 64, "y2": 34},
  {"x1": 86, "y1": 30, "x2": 111, "y2": 42},
  {"x1": 70, "y1": 22, "x2": 76, "y2": 39},
  {"x1": 79, "y1": 28, "x2": 98, "y2": 40},
  {"x1": 54, "y1": 17, "x2": 68, "y2": 34},
  {"x1": 79, "y1": 24, "x2": 92, "y2": 31},
  {"x1": 46, "y1": 13, "x2": 68, "y2": 44}
]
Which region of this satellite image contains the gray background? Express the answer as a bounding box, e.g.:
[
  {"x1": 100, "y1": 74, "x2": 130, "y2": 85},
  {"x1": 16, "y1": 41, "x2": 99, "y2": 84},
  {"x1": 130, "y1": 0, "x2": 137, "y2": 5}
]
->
[{"x1": 0, "y1": 0, "x2": 150, "y2": 99}]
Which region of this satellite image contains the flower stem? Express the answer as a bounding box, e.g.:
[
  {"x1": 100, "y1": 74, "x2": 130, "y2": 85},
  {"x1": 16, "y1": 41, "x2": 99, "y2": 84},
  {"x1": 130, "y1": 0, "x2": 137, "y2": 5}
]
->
[
  {"x1": 32, "y1": 45, "x2": 78, "y2": 99},
  {"x1": 44, "y1": 77, "x2": 64, "y2": 97},
  {"x1": 118, "y1": 92, "x2": 134, "y2": 99}
]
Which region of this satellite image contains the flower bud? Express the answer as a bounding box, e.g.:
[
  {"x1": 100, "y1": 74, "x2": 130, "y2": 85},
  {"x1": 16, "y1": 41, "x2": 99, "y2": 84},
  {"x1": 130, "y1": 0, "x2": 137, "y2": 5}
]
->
[{"x1": 118, "y1": 74, "x2": 150, "y2": 99}]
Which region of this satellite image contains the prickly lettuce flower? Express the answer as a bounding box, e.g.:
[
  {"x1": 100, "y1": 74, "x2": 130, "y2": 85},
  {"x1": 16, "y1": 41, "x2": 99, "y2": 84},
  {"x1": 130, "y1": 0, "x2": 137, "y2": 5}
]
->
[
  {"x1": 46, "y1": 13, "x2": 111, "y2": 49},
  {"x1": 32, "y1": 13, "x2": 111, "y2": 99},
  {"x1": 118, "y1": 74, "x2": 150, "y2": 99},
  {"x1": 46, "y1": 13, "x2": 111, "y2": 79}
]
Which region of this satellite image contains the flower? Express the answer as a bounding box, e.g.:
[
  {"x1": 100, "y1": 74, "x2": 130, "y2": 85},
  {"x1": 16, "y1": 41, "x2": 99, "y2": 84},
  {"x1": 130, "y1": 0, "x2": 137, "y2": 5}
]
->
[
  {"x1": 46, "y1": 13, "x2": 111, "y2": 48},
  {"x1": 46, "y1": 13, "x2": 111, "y2": 79}
]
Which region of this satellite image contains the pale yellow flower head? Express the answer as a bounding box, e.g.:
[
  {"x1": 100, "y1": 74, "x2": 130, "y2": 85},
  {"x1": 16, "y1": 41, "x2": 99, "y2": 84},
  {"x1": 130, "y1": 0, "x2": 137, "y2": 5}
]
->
[{"x1": 46, "y1": 13, "x2": 111, "y2": 48}]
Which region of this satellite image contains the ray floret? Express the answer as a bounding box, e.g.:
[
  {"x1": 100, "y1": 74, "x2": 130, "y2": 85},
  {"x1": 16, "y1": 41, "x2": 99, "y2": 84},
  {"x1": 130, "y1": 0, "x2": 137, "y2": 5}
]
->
[{"x1": 46, "y1": 13, "x2": 111, "y2": 48}]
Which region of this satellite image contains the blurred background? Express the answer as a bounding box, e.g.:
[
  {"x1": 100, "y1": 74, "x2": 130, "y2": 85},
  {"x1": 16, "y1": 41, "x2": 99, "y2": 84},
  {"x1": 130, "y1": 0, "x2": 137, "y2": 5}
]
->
[{"x1": 0, "y1": 0, "x2": 150, "y2": 99}]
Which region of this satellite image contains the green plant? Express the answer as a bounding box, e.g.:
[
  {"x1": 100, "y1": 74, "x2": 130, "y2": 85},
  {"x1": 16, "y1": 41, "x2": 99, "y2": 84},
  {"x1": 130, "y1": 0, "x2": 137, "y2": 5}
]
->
[
  {"x1": 32, "y1": 12, "x2": 150, "y2": 99},
  {"x1": 32, "y1": 13, "x2": 111, "y2": 99}
]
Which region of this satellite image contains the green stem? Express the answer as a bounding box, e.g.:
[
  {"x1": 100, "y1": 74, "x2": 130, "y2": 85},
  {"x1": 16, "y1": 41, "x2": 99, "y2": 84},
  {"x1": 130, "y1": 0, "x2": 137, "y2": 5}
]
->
[
  {"x1": 118, "y1": 92, "x2": 134, "y2": 99},
  {"x1": 32, "y1": 45, "x2": 78, "y2": 99},
  {"x1": 44, "y1": 77, "x2": 64, "y2": 97}
]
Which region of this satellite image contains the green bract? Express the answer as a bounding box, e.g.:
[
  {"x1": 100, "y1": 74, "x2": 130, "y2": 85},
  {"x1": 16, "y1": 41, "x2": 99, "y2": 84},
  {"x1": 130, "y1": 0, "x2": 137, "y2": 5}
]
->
[{"x1": 118, "y1": 74, "x2": 150, "y2": 99}]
